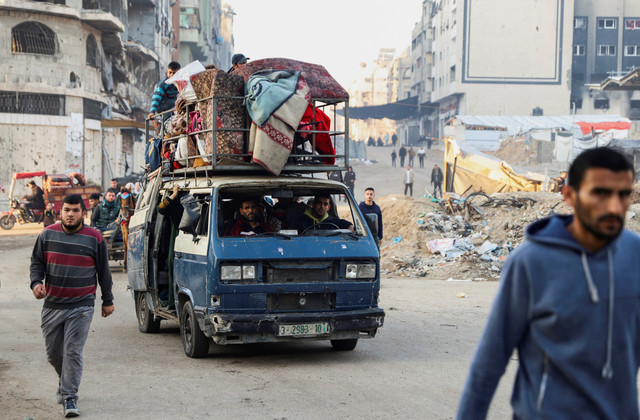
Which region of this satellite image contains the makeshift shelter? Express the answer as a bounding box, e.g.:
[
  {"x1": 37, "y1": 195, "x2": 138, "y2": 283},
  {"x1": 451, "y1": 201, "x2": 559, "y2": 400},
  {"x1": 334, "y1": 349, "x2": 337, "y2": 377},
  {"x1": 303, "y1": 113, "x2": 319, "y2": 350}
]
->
[{"x1": 443, "y1": 138, "x2": 545, "y2": 195}]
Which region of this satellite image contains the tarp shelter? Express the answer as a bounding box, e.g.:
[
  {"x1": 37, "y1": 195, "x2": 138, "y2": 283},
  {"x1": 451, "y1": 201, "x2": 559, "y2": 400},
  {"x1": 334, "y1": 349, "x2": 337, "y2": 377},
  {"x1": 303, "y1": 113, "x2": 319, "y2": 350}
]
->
[
  {"x1": 346, "y1": 96, "x2": 419, "y2": 121},
  {"x1": 444, "y1": 138, "x2": 545, "y2": 195},
  {"x1": 446, "y1": 115, "x2": 631, "y2": 151}
]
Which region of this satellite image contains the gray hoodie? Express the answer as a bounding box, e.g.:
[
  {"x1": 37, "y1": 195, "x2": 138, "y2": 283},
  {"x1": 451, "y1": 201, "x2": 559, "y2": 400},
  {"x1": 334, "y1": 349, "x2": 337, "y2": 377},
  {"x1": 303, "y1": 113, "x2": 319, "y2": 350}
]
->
[{"x1": 457, "y1": 214, "x2": 640, "y2": 419}]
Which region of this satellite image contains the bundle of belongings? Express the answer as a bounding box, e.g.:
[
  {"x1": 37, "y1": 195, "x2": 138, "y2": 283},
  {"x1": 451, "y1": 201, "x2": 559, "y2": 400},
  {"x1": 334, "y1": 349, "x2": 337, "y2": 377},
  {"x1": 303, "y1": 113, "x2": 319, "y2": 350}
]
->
[{"x1": 154, "y1": 58, "x2": 347, "y2": 175}]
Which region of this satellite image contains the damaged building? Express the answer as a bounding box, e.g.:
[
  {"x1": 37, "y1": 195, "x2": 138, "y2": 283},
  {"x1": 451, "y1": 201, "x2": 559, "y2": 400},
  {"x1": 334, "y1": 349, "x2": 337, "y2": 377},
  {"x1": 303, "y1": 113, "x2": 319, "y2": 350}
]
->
[{"x1": 0, "y1": 0, "x2": 233, "y2": 191}]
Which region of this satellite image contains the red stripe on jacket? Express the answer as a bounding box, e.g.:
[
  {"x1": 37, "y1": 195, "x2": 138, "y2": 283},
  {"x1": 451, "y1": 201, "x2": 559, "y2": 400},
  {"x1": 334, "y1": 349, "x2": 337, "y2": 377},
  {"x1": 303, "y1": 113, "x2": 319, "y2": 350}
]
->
[
  {"x1": 46, "y1": 284, "x2": 98, "y2": 298},
  {"x1": 43, "y1": 251, "x2": 95, "y2": 267}
]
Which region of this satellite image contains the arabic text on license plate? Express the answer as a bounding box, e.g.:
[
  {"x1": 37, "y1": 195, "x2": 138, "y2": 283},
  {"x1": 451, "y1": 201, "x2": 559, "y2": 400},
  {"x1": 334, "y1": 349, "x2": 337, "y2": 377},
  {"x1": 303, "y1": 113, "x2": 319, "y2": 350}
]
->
[{"x1": 278, "y1": 323, "x2": 329, "y2": 336}]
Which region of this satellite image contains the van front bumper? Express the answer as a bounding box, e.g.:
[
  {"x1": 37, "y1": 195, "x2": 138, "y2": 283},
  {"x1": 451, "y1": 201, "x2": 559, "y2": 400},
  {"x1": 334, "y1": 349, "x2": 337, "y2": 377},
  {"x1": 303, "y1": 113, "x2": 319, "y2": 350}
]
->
[{"x1": 201, "y1": 308, "x2": 385, "y2": 344}]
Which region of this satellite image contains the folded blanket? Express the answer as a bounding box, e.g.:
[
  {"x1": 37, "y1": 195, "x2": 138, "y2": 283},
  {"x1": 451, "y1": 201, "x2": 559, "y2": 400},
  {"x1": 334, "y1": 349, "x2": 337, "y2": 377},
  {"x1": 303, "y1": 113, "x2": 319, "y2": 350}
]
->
[
  {"x1": 249, "y1": 80, "x2": 310, "y2": 175},
  {"x1": 245, "y1": 70, "x2": 300, "y2": 127}
]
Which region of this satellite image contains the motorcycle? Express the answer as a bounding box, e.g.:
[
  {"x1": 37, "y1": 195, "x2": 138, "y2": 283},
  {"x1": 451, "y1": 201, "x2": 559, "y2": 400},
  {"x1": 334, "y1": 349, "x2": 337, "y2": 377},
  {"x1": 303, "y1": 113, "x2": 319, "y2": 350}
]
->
[{"x1": 0, "y1": 198, "x2": 44, "y2": 230}]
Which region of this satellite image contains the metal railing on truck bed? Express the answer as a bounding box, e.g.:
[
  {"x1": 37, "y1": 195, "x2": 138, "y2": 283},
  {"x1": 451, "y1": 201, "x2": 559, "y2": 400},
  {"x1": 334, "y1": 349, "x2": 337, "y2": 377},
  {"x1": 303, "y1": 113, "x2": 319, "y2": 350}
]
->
[{"x1": 146, "y1": 94, "x2": 350, "y2": 177}]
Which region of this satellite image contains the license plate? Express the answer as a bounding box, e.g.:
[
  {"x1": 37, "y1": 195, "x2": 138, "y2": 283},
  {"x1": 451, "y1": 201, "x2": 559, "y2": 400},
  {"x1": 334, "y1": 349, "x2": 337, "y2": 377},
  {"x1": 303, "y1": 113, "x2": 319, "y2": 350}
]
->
[{"x1": 278, "y1": 323, "x2": 330, "y2": 337}]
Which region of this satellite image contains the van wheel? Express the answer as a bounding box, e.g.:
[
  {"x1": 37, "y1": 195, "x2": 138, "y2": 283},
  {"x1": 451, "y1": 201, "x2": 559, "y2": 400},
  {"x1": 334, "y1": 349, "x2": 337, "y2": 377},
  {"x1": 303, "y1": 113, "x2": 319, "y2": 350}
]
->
[
  {"x1": 135, "y1": 292, "x2": 160, "y2": 333},
  {"x1": 330, "y1": 339, "x2": 358, "y2": 351},
  {"x1": 180, "y1": 301, "x2": 210, "y2": 358}
]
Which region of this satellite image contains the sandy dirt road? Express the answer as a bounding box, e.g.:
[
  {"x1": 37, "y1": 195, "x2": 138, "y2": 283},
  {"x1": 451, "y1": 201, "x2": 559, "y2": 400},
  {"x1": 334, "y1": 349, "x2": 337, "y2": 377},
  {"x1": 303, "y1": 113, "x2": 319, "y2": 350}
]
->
[{"x1": 0, "y1": 233, "x2": 517, "y2": 420}]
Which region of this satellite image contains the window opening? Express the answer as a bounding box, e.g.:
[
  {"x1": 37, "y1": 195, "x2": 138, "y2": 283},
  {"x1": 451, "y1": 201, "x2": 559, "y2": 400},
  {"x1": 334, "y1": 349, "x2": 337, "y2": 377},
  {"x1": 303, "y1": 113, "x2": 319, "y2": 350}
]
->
[
  {"x1": 86, "y1": 34, "x2": 100, "y2": 67},
  {"x1": 597, "y1": 18, "x2": 617, "y2": 29},
  {"x1": 0, "y1": 91, "x2": 65, "y2": 115},
  {"x1": 11, "y1": 22, "x2": 57, "y2": 55},
  {"x1": 598, "y1": 45, "x2": 616, "y2": 56}
]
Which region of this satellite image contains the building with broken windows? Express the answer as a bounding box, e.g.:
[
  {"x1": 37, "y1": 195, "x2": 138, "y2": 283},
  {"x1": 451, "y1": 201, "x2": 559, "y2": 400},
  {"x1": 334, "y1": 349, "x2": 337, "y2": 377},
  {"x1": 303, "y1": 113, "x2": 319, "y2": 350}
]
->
[
  {"x1": 0, "y1": 0, "x2": 233, "y2": 191},
  {"x1": 571, "y1": 1, "x2": 640, "y2": 119}
]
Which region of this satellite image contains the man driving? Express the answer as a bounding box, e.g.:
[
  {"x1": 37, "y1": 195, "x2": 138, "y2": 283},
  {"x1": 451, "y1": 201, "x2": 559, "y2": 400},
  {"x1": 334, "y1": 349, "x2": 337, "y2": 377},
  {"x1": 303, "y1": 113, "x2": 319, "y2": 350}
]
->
[{"x1": 290, "y1": 193, "x2": 354, "y2": 234}]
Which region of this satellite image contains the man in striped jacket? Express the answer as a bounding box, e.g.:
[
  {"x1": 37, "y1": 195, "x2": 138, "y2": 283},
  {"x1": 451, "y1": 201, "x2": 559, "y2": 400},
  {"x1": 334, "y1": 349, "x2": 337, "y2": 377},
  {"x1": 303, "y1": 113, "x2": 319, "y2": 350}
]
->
[{"x1": 30, "y1": 194, "x2": 114, "y2": 418}]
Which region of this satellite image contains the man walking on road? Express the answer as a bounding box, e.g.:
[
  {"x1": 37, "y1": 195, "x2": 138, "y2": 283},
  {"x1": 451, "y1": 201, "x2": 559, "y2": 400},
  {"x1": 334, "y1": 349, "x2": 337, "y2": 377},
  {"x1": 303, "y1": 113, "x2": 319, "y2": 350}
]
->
[
  {"x1": 398, "y1": 145, "x2": 407, "y2": 167},
  {"x1": 30, "y1": 194, "x2": 114, "y2": 417},
  {"x1": 457, "y1": 148, "x2": 640, "y2": 419},
  {"x1": 358, "y1": 187, "x2": 383, "y2": 249},
  {"x1": 403, "y1": 165, "x2": 414, "y2": 196},
  {"x1": 430, "y1": 164, "x2": 444, "y2": 198}
]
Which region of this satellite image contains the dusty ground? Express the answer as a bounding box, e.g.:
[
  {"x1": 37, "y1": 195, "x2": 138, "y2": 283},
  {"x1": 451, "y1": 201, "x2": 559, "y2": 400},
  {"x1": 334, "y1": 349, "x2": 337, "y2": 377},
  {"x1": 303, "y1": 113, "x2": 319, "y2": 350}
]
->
[{"x1": 350, "y1": 144, "x2": 640, "y2": 281}]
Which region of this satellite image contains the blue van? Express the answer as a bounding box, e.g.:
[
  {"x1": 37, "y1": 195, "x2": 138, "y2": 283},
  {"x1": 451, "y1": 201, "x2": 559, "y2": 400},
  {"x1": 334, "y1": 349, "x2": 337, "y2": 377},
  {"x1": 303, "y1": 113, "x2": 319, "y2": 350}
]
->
[{"x1": 127, "y1": 171, "x2": 385, "y2": 357}]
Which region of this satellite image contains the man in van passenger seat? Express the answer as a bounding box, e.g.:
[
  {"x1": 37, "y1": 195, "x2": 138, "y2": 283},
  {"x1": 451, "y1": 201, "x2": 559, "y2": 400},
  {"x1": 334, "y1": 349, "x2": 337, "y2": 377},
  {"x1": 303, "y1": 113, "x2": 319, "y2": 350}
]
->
[
  {"x1": 225, "y1": 198, "x2": 272, "y2": 236},
  {"x1": 290, "y1": 193, "x2": 354, "y2": 233},
  {"x1": 157, "y1": 185, "x2": 184, "y2": 306}
]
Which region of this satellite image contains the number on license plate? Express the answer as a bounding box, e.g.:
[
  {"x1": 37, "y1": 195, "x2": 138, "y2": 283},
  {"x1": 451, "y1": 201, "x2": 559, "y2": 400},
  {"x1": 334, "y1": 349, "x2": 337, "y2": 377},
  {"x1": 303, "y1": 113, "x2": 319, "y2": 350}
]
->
[{"x1": 278, "y1": 323, "x2": 330, "y2": 336}]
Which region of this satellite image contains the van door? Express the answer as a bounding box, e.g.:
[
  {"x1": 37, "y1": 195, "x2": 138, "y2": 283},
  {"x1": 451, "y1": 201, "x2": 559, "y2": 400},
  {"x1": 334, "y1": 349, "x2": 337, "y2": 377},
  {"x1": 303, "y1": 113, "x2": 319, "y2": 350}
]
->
[
  {"x1": 173, "y1": 191, "x2": 211, "y2": 310},
  {"x1": 127, "y1": 169, "x2": 163, "y2": 291}
]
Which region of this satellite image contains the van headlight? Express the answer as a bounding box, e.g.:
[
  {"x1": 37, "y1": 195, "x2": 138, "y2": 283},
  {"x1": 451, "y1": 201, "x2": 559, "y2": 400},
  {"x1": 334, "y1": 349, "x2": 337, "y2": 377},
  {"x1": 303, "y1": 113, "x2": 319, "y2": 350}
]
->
[
  {"x1": 221, "y1": 264, "x2": 257, "y2": 281},
  {"x1": 345, "y1": 263, "x2": 376, "y2": 279}
]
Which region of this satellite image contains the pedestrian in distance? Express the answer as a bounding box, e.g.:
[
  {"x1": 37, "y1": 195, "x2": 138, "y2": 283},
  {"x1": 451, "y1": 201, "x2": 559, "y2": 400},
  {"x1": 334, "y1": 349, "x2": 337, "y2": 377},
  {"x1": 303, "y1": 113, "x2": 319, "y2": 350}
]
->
[
  {"x1": 358, "y1": 187, "x2": 383, "y2": 249},
  {"x1": 92, "y1": 188, "x2": 120, "y2": 232},
  {"x1": 391, "y1": 149, "x2": 397, "y2": 168},
  {"x1": 399, "y1": 145, "x2": 407, "y2": 167},
  {"x1": 384, "y1": 133, "x2": 390, "y2": 146},
  {"x1": 403, "y1": 164, "x2": 414, "y2": 196},
  {"x1": 43, "y1": 202, "x2": 57, "y2": 227},
  {"x1": 30, "y1": 194, "x2": 114, "y2": 418},
  {"x1": 457, "y1": 147, "x2": 640, "y2": 419},
  {"x1": 417, "y1": 147, "x2": 426, "y2": 168},
  {"x1": 408, "y1": 146, "x2": 416, "y2": 167},
  {"x1": 431, "y1": 164, "x2": 444, "y2": 199},
  {"x1": 392, "y1": 133, "x2": 398, "y2": 147},
  {"x1": 343, "y1": 166, "x2": 356, "y2": 200}
]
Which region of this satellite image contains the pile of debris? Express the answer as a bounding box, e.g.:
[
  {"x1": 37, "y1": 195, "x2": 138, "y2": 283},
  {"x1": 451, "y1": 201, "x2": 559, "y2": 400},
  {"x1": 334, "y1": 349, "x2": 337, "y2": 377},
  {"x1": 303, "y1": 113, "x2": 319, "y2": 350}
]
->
[{"x1": 378, "y1": 189, "x2": 640, "y2": 281}]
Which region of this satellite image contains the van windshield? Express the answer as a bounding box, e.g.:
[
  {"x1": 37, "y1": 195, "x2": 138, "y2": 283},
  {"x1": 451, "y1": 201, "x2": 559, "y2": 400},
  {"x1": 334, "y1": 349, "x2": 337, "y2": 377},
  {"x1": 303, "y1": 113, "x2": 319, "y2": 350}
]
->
[{"x1": 216, "y1": 186, "x2": 366, "y2": 238}]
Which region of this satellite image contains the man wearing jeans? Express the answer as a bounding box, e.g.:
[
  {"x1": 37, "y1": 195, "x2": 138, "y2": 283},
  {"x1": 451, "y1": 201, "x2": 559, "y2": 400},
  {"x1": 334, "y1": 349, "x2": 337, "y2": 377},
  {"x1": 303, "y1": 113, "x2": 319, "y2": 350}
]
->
[
  {"x1": 30, "y1": 194, "x2": 114, "y2": 417},
  {"x1": 403, "y1": 165, "x2": 414, "y2": 196}
]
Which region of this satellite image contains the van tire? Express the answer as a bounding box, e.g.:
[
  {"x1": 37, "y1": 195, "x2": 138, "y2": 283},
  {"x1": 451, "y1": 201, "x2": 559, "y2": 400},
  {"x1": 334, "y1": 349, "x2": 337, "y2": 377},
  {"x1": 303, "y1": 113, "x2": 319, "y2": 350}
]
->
[
  {"x1": 180, "y1": 300, "x2": 210, "y2": 358},
  {"x1": 135, "y1": 292, "x2": 160, "y2": 333},
  {"x1": 330, "y1": 339, "x2": 358, "y2": 351}
]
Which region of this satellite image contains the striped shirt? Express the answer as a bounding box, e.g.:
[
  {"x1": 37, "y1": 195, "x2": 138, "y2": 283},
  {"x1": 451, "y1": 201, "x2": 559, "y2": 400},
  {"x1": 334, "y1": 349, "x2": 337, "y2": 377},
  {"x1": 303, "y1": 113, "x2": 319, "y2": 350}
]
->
[{"x1": 30, "y1": 223, "x2": 113, "y2": 309}]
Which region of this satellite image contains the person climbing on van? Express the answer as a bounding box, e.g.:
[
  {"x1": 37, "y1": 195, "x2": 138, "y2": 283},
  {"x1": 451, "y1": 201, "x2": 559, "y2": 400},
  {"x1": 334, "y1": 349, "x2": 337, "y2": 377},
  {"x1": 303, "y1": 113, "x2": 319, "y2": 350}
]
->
[
  {"x1": 225, "y1": 198, "x2": 272, "y2": 236},
  {"x1": 147, "y1": 61, "x2": 181, "y2": 122},
  {"x1": 157, "y1": 185, "x2": 184, "y2": 307},
  {"x1": 93, "y1": 189, "x2": 120, "y2": 232}
]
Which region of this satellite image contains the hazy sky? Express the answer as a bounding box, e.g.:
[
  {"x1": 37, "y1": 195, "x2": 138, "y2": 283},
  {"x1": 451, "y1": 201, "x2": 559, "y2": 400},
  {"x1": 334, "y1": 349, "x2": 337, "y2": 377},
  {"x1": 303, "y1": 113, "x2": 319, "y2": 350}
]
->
[{"x1": 224, "y1": 0, "x2": 423, "y2": 88}]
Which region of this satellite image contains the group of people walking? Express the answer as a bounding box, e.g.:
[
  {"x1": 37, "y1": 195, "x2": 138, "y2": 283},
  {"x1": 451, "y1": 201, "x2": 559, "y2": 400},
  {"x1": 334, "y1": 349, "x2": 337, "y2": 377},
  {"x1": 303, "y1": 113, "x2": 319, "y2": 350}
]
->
[{"x1": 401, "y1": 164, "x2": 443, "y2": 198}]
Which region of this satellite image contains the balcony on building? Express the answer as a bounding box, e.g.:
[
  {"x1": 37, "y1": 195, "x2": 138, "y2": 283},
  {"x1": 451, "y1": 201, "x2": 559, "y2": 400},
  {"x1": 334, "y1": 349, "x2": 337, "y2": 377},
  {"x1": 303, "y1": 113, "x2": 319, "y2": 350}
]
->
[
  {"x1": 128, "y1": 0, "x2": 155, "y2": 6},
  {"x1": 124, "y1": 41, "x2": 158, "y2": 63},
  {"x1": 81, "y1": 0, "x2": 125, "y2": 33}
]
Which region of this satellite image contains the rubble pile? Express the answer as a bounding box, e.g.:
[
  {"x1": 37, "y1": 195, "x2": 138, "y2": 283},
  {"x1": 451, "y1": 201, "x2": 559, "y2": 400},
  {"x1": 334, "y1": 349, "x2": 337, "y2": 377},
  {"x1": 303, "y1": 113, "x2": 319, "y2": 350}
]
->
[{"x1": 378, "y1": 189, "x2": 640, "y2": 281}]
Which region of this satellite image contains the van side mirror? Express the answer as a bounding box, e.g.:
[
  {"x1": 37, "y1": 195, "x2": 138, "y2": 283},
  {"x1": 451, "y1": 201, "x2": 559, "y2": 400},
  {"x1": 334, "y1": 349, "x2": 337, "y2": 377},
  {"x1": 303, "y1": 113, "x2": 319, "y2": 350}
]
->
[{"x1": 364, "y1": 213, "x2": 378, "y2": 237}]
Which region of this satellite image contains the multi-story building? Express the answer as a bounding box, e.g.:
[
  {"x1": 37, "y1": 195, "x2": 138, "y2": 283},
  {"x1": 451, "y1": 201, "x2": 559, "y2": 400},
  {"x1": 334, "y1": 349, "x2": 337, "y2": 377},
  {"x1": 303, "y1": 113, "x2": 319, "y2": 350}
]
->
[
  {"x1": 571, "y1": 0, "x2": 640, "y2": 119},
  {"x1": 426, "y1": 0, "x2": 575, "y2": 137},
  {"x1": 0, "y1": 0, "x2": 175, "y2": 188},
  {"x1": 179, "y1": 0, "x2": 233, "y2": 70}
]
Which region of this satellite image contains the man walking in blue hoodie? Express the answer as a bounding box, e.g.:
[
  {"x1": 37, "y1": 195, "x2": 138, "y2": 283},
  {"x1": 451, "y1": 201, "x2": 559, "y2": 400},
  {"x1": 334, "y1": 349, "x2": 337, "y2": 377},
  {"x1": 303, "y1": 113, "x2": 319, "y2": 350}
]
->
[{"x1": 457, "y1": 147, "x2": 640, "y2": 419}]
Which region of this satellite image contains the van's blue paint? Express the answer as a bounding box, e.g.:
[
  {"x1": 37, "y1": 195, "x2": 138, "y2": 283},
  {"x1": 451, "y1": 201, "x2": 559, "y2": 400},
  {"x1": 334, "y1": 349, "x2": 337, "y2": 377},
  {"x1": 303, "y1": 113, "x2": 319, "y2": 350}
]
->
[{"x1": 127, "y1": 179, "x2": 384, "y2": 345}]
